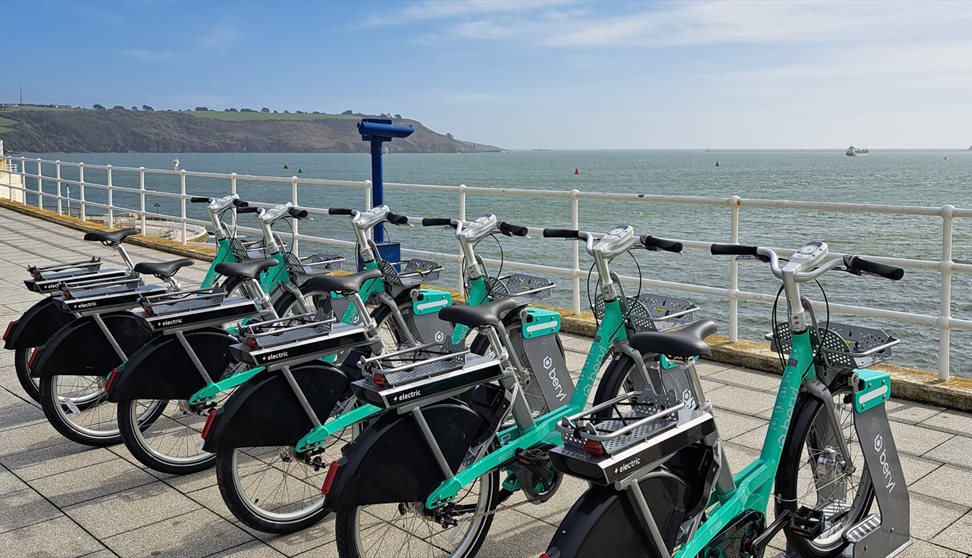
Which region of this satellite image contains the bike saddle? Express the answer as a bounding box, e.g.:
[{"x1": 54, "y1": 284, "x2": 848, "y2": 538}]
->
[
  {"x1": 83, "y1": 228, "x2": 139, "y2": 245},
  {"x1": 438, "y1": 297, "x2": 527, "y2": 328},
  {"x1": 629, "y1": 320, "x2": 717, "y2": 358},
  {"x1": 303, "y1": 268, "x2": 381, "y2": 294},
  {"x1": 215, "y1": 258, "x2": 277, "y2": 279},
  {"x1": 133, "y1": 258, "x2": 194, "y2": 279}
]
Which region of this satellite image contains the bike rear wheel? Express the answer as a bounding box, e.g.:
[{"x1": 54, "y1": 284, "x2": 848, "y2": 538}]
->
[
  {"x1": 775, "y1": 385, "x2": 875, "y2": 557},
  {"x1": 119, "y1": 399, "x2": 215, "y2": 474},
  {"x1": 14, "y1": 347, "x2": 41, "y2": 402},
  {"x1": 39, "y1": 375, "x2": 165, "y2": 446},
  {"x1": 335, "y1": 468, "x2": 500, "y2": 558}
]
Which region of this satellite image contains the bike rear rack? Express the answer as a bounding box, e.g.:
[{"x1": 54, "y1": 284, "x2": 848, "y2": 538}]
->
[
  {"x1": 352, "y1": 346, "x2": 505, "y2": 410},
  {"x1": 230, "y1": 314, "x2": 370, "y2": 369},
  {"x1": 54, "y1": 278, "x2": 167, "y2": 315},
  {"x1": 551, "y1": 390, "x2": 715, "y2": 485},
  {"x1": 136, "y1": 289, "x2": 260, "y2": 332},
  {"x1": 24, "y1": 257, "x2": 132, "y2": 293}
]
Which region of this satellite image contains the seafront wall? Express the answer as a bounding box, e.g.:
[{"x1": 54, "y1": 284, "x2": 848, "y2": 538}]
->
[{"x1": 3, "y1": 196, "x2": 972, "y2": 412}]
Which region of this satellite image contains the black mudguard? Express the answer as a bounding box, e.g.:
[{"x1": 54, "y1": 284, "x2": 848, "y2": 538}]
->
[
  {"x1": 30, "y1": 312, "x2": 152, "y2": 378},
  {"x1": 202, "y1": 360, "x2": 350, "y2": 452},
  {"x1": 3, "y1": 297, "x2": 75, "y2": 350},
  {"x1": 107, "y1": 328, "x2": 235, "y2": 402},
  {"x1": 544, "y1": 474, "x2": 690, "y2": 558},
  {"x1": 324, "y1": 401, "x2": 486, "y2": 512}
]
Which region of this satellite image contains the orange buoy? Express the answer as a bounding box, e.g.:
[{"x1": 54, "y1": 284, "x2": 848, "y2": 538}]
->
[{"x1": 574, "y1": 168, "x2": 580, "y2": 175}]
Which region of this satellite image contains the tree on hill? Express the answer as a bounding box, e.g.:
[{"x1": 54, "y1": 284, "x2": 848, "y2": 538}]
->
[
  {"x1": 112, "y1": 105, "x2": 126, "y2": 110},
  {"x1": 131, "y1": 106, "x2": 139, "y2": 111},
  {"x1": 142, "y1": 105, "x2": 154, "y2": 112},
  {"x1": 93, "y1": 104, "x2": 105, "y2": 110},
  {"x1": 341, "y1": 110, "x2": 353, "y2": 115},
  {"x1": 225, "y1": 107, "x2": 238, "y2": 112},
  {"x1": 240, "y1": 108, "x2": 255, "y2": 112},
  {"x1": 195, "y1": 106, "x2": 209, "y2": 111},
  {"x1": 261, "y1": 107, "x2": 270, "y2": 113}
]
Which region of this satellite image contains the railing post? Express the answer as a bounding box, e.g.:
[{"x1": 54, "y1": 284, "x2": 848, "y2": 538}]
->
[
  {"x1": 5, "y1": 156, "x2": 12, "y2": 201},
  {"x1": 78, "y1": 162, "x2": 86, "y2": 221},
  {"x1": 230, "y1": 173, "x2": 238, "y2": 229},
  {"x1": 139, "y1": 167, "x2": 147, "y2": 234},
  {"x1": 179, "y1": 170, "x2": 187, "y2": 244},
  {"x1": 939, "y1": 205, "x2": 955, "y2": 381},
  {"x1": 458, "y1": 184, "x2": 468, "y2": 293},
  {"x1": 55, "y1": 160, "x2": 62, "y2": 215},
  {"x1": 18, "y1": 157, "x2": 26, "y2": 200},
  {"x1": 35, "y1": 158, "x2": 43, "y2": 210},
  {"x1": 729, "y1": 196, "x2": 741, "y2": 343},
  {"x1": 363, "y1": 180, "x2": 373, "y2": 241},
  {"x1": 570, "y1": 189, "x2": 581, "y2": 315},
  {"x1": 291, "y1": 175, "x2": 300, "y2": 256},
  {"x1": 106, "y1": 164, "x2": 114, "y2": 228}
]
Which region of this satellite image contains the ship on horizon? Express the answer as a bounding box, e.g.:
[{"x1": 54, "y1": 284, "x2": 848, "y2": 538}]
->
[{"x1": 846, "y1": 144, "x2": 869, "y2": 157}]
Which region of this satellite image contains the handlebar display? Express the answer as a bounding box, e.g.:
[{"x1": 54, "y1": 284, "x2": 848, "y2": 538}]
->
[{"x1": 641, "y1": 235, "x2": 682, "y2": 253}]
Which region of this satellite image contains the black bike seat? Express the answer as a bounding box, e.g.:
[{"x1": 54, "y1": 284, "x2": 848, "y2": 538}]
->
[
  {"x1": 83, "y1": 228, "x2": 138, "y2": 245},
  {"x1": 303, "y1": 268, "x2": 382, "y2": 294},
  {"x1": 215, "y1": 258, "x2": 277, "y2": 279},
  {"x1": 438, "y1": 298, "x2": 527, "y2": 329},
  {"x1": 133, "y1": 258, "x2": 194, "y2": 279},
  {"x1": 629, "y1": 320, "x2": 717, "y2": 358}
]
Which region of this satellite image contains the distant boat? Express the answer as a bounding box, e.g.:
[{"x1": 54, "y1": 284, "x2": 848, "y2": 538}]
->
[
  {"x1": 968, "y1": 145, "x2": 971, "y2": 151},
  {"x1": 846, "y1": 145, "x2": 869, "y2": 157}
]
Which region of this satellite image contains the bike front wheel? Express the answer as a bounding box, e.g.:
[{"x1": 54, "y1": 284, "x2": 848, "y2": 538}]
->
[
  {"x1": 334, "y1": 468, "x2": 500, "y2": 558},
  {"x1": 775, "y1": 385, "x2": 875, "y2": 557}
]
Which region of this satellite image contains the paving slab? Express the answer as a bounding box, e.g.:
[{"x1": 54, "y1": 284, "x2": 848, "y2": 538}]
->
[
  {"x1": 911, "y1": 465, "x2": 972, "y2": 507},
  {"x1": 102, "y1": 508, "x2": 253, "y2": 558},
  {"x1": 0, "y1": 487, "x2": 63, "y2": 534},
  {"x1": 30, "y1": 456, "x2": 158, "y2": 507},
  {"x1": 64, "y1": 480, "x2": 202, "y2": 539},
  {"x1": 931, "y1": 511, "x2": 972, "y2": 555},
  {"x1": 0, "y1": 516, "x2": 105, "y2": 557}
]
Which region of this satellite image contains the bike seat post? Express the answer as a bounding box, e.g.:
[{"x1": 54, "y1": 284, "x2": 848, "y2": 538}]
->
[
  {"x1": 484, "y1": 323, "x2": 536, "y2": 431},
  {"x1": 349, "y1": 290, "x2": 378, "y2": 333},
  {"x1": 243, "y1": 277, "x2": 275, "y2": 317},
  {"x1": 113, "y1": 242, "x2": 136, "y2": 273}
]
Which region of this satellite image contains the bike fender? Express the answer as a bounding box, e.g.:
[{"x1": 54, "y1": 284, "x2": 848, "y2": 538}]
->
[
  {"x1": 201, "y1": 360, "x2": 349, "y2": 452},
  {"x1": 108, "y1": 328, "x2": 235, "y2": 402},
  {"x1": 546, "y1": 474, "x2": 690, "y2": 558},
  {"x1": 31, "y1": 313, "x2": 152, "y2": 378},
  {"x1": 3, "y1": 297, "x2": 75, "y2": 350},
  {"x1": 323, "y1": 401, "x2": 485, "y2": 512}
]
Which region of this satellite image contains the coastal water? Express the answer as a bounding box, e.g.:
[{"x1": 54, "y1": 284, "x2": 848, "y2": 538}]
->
[{"x1": 23, "y1": 150, "x2": 972, "y2": 375}]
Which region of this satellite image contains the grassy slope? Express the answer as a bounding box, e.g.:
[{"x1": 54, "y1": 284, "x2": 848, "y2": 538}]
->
[{"x1": 185, "y1": 110, "x2": 362, "y2": 122}]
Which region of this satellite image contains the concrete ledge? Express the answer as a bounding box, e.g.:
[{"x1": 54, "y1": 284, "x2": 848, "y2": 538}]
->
[
  {"x1": 0, "y1": 199, "x2": 217, "y2": 261},
  {"x1": 6, "y1": 197, "x2": 972, "y2": 412}
]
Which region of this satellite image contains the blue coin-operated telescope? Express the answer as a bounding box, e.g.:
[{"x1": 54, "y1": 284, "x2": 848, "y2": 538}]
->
[{"x1": 358, "y1": 117, "x2": 414, "y2": 258}]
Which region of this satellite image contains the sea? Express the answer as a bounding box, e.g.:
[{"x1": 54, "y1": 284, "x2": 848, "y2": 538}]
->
[{"x1": 21, "y1": 150, "x2": 972, "y2": 376}]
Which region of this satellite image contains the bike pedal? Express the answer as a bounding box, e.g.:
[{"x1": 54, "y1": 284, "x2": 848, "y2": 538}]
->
[
  {"x1": 843, "y1": 514, "x2": 880, "y2": 544},
  {"x1": 789, "y1": 506, "x2": 825, "y2": 539}
]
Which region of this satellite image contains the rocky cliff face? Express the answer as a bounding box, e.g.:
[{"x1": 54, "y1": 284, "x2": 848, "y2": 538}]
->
[{"x1": 0, "y1": 109, "x2": 500, "y2": 153}]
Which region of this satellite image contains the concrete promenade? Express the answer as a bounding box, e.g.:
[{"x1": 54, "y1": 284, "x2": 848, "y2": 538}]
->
[{"x1": 0, "y1": 206, "x2": 969, "y2": 558}]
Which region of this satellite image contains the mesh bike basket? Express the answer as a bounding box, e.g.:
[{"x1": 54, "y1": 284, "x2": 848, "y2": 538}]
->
[
  {"x1": 593, "y1": 290, "x2": 698, "y2": 332},
  {"x1": 484, "y1": 273, "x2": 555, "y2": 302},
  {"x1": 379, "y1": 259, "x2": 442, "y2": 287},
  {"x1": 284, "y1": 253, "x2": 344, "y2": 275},
  {"x1": 768, "y1": 322, "x2": 898, "y2": 370}
]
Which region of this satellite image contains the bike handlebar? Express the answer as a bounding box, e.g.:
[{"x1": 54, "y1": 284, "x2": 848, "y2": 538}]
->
[
  {"x1": 844, "y1": 255, "x2": 904, "y2": 281},
  {"x1": 190, "y1": 196, "x2": 210, "y2": 204},
  {"x1": 422, "y1": 217, "x2": 458, "y2": 228},
  {"x1": 499, "y1": 221, "x2": 529, "y2": 237},
  {"x1": 710, "y1": 243, "x2": 761, "y2": 257},
  {"x1": 233, "y1": 199, "x2": 249, "y2": 208},
  {"x1": 288, "y1": 207, "x2": 309, "y2": 220},
  {"x1": 328, "y1": 208, "x2": 354, "y2": 216},
  {"x1": 542, "y1": 228, "x2": 584, "y2": 239},
  {"x1": 387, "y1": 213, "x2": 409, "y2": 225},
  {"x1": 641, "y1": 235, "x2": 682, "y2": 253},
  {"x1": 237, "y1": 206, "x2": 260, "y2": 214}
]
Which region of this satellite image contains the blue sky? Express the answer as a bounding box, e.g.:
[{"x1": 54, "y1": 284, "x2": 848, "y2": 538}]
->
[{"x1": 6, "y1": 0, "x2": 972, "y2": 149}]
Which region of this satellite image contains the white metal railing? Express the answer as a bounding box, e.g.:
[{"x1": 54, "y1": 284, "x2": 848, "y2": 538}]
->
[{"x1": 5, "y1": 155, "x2": 972, "y2": 381}]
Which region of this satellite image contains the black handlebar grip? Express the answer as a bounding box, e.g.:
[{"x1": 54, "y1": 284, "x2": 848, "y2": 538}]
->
[
  {"x1": 232, "y1": 199, "x2": 249, "y2": 208},
  {"x1": 190, "y1": 196, "x2": 211, "y2": 204},
  {"x1": 542, "y1": 228, "x2": 582, "y2": 239},
  {"x1": 844, "y1": 255, "x2": 904, "y2": 281},
  {"x1": 499, "y1": 222, "x2": 529, "y2": 237},
  {"x1": 641, "y1": 235, "x2": 683, "y2": 253},
  {"x1": 710, "y1": 243, "x2": 760, "y2": 256},
  {"x1": 328, "y1": 208, "x2": 354, "y2": 216},
  {"x1": 387, "y1": 213, "x2": 409, "y2": 225},
  {"x1": 237, "y1": 206, "x2": 260, "y2": 214},
  {"x1": 288, "y1": 207, "x2": 309, "y2": 220},
  {"x1": 422, "y1": 217, "x2": 456, "y2": 227}
]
